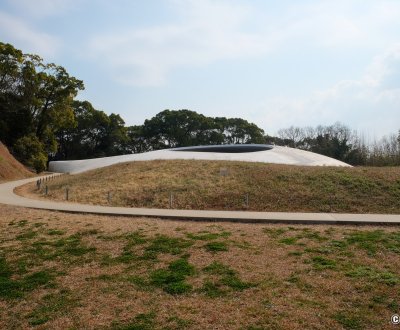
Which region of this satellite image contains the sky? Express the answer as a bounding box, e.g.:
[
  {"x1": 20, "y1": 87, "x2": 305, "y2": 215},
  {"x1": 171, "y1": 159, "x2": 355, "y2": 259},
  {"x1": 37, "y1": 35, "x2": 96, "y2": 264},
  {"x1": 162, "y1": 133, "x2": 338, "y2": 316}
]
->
[{"x1": 0, "y1": 0, "x2": 399, "y2": 139}]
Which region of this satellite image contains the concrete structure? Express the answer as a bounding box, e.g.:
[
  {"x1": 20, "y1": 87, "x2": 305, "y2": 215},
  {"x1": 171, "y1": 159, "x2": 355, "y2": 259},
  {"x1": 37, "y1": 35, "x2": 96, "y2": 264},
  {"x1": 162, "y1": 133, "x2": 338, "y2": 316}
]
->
[{"x1": 49, "y1": 144, "x2": 350, "y2": 174}]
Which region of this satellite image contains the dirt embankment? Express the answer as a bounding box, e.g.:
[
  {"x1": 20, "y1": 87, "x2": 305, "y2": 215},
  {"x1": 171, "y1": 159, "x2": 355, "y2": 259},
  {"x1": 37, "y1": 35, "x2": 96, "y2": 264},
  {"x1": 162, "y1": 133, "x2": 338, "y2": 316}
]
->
[{"x1": 0, "y1": 142, "x2": 33, "y2": 182}]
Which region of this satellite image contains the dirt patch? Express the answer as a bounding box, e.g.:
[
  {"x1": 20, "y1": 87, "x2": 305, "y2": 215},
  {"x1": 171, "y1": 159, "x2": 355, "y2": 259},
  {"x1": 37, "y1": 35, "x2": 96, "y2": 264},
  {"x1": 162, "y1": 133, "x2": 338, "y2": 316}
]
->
[{"x1": 0, "y1": 142, "x2": 33, "y2": 182}]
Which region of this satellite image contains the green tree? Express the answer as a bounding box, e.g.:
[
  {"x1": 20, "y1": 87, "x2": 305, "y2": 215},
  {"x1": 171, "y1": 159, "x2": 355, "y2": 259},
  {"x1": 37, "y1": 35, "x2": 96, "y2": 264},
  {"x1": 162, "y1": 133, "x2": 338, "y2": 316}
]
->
[
  {"x1": 142, "y1": 109, "x2": 215, "y2": 148},
  {"x1": 99, "y1": 113, "x2": 128, "y2": 156},
  {"x1": 55, "y1": 101, "x2": 128, "y2": 160},
  {"x1": 214, "y1": 117, "x2": 265, "y2": 144},
  {"x1": 0, "y1": 42, "x2": 84, "y2": 166},
  {"x1": 141, "y1": 110, "x2": 265, "y2": 150},
  {"x1": 125, "y1": 125, "x2": 151, "y2": 154},
  {"x1": 13, "y1": 135, "x2": 47, "y2": 173},
  {"x1": 0, "y1": 43, "x2": 33, "y2": 146}
]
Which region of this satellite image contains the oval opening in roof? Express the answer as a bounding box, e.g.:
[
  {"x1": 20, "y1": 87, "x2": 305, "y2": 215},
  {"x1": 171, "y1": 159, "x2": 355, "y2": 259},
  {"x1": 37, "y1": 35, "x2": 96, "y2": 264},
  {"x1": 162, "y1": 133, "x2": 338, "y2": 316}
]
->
[{"x1": 171, "y1": 144, "x2": 273, "y2": 153}]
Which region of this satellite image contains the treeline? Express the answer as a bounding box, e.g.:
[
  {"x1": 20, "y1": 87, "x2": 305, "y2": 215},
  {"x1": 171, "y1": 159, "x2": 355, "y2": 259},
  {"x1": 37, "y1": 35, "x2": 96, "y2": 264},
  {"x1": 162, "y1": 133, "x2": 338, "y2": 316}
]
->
[
  {"x1": 0, "y1": 42, "x2": 265, "y2": 171},
  {"x1": 1, "y1": 42, "x2": 399, "y2": 172},
  {"x1": 270, "y1": 123, "x2": 400, "y2": 166},
  {"x1": 56, "y1": 104, "x2": 266, "y2": 160}
]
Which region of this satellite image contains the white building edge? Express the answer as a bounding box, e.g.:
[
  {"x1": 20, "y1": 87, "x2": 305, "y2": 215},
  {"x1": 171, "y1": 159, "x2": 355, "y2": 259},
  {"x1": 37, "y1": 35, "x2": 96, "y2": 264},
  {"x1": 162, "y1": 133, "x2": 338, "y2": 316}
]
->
[{"x1": 49, "y1": 144, "x2": 351, "y2": 174}]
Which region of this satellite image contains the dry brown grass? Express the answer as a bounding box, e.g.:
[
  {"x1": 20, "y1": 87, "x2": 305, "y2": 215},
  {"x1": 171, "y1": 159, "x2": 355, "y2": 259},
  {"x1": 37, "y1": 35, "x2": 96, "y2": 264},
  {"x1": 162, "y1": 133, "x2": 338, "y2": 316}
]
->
[
  {"x1": 0, "y1": 142, "x2": 33, "y2": 182},
  {"x1": 25, "y1": 159, "x2": 400, "y2": 213},
  {"x1": 1, "y1": 204, "x2": 400, "y2": 329}
]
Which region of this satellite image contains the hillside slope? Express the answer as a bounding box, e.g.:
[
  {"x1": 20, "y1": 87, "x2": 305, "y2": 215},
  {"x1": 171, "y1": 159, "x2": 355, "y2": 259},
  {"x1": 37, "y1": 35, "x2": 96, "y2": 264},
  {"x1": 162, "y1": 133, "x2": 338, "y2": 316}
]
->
[
  {"x1": 32, "y1": 159, "x2": 400, "y2": 214},
  {"x1": 0, "y1": 142, "x2": 33, "y2": 182}
]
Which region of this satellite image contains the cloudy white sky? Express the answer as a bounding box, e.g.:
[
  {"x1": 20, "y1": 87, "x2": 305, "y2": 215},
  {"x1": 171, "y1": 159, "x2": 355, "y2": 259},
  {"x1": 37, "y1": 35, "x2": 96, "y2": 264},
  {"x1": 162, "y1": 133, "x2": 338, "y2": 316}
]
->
[{"x1": 1, "y1": 0, "x2": 399, "y2": 138}]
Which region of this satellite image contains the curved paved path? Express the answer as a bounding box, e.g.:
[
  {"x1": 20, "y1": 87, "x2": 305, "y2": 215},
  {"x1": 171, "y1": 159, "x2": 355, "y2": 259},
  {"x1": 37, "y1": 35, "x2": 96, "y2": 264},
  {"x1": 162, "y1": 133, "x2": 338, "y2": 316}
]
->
[{"x1": 1, "y1": 175, "x2": 400, "y2": 225}]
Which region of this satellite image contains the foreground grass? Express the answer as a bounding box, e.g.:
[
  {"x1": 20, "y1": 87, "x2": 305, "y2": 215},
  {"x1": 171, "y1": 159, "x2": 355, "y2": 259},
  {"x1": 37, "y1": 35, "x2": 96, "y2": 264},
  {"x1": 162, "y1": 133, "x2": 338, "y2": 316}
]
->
[
  {"x1": 1, "y1": 204, "x2": 400, "y2": 329},
  {"x1": 27, "y1": 160, "x2": 400, "y2": 213}
]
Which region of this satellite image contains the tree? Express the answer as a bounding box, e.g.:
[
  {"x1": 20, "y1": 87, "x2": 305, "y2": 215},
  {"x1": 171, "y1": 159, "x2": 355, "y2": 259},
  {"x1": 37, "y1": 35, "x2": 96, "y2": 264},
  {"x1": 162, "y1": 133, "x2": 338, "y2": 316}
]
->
[
  {"x1": 214, "y1": 117, "x2": 265, "y2": 144},
  {"x1": 141, "y1": 110, "x2": 265, "y2": 149},
  {"x1": 0, "y1": 43, "x2": 33, "y2": 146},
  {"x1": 55, "y1": 101, "x2": 128, "y2": 160},
  {"x1": 32, "y1": 63, "x2": 83, "y2": 154},
  {"x1": 277, "y1": 126, "x2": 305, "y2": 148},
  {"x1": 274, "y1": 123, "x2": 368, "y2": 165},
  {"x1": 0, "y1": 42, "x2": 84, "y2": 166},
  {"x1": 13, "y1": 135, "x2": 47, "y2": 173},
  {"x1": 142, "y1": 109, "x2": 215, "y2": 148},
  {"x1": 98, "y1": 113, "x2": 128, "y2": 156},
  {"x1": 125, "y1": 125, "x2": 151, "y2": 154},
  {"x1": 368, "y1": 133, "x2": 400, "y2": 166}
]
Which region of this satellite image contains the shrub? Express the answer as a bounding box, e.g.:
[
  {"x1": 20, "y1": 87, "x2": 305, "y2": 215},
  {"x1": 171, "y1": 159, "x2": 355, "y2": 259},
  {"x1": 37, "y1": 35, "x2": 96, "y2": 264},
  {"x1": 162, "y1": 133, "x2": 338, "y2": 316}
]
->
[{"x1": 13, "y1": 135, "x2": 47, "y2": 173}]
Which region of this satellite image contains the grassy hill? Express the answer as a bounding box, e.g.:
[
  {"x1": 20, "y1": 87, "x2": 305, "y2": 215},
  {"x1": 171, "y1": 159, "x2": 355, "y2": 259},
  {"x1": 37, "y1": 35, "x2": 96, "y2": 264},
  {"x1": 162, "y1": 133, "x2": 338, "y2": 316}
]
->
[
  {"x1": 33, "y1": 159, "x2": 400, "y2": 213},
  {"x1": 0, "y1": 142, "x2": 33, "y2": 182}
]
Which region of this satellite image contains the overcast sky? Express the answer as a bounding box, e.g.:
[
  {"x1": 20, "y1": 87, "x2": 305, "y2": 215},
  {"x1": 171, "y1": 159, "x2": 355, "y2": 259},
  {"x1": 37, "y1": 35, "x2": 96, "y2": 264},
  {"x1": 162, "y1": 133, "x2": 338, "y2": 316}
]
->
[{"x1": 1, "y1": 0, "x2": 399, "y2": 138}]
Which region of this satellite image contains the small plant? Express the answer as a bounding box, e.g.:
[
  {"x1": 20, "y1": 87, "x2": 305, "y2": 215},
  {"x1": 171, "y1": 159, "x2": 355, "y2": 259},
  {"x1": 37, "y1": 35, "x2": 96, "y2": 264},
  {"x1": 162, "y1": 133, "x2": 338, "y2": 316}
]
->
[
  {"x1": 262, "y1": 228, "x2": 286, "y2": 237},
  {"x1": 116, "y1": 312, "x2": 156, "y2": 330},
  {"x1": 46, "y1": 229, "x2": 65, "y2": 236},
  {"x1": 16, "y1": 229, "x2": 37, "y2": 241},
  {"x1": 204, "y1": 241, "x2": 228, "y2": 252},
  {"x1": 0, "y1": 256, "x2": 21, "y2": 298},
  {"x1": 345, "y1": 266, "x2": 399, "y2": 286},
  {"x1": 287, "y1": 251, "x2": 303, "y2": 256},
  {"x1": 310, "y1": 256, "x2": 336, "y2": 270},
  {"x1": 27, "y1": 290, "x2": 80, "y2": 326},
  {"x1": 17, "y1": 220, "x2": 28, "y2": 227},
  {"x1": 279, "y1": 237, "x2": 298, "y2": 245},
  {"x1": 0, "y1": 256, "x2": 55, "y2": 299},
  {"x1": 96, "y1": 274, "x2": 114, "y2": 281},
  {"x1": 298, "y1": 230, "x2": 327, "y2": 242},
  {"x1": 203, "y1": 262, "x2": 235, "y2": 276},
  {"x1": 144, "y1": 235, "x2": 192, "y2": 259},
  {"x1": 150, "y1": 257, "x2": 195, "y2": 295},
  {"x1": 328, "y1": 240, "x2": 348, "y2": 249},
  {"x1": 125, "y1": 231, "x2": 147, "y2": 246},
  {"x1": 23, "y1": 233, "x2": 96, "y2": 265},
  {"x1": 186, "y1": 231, "x2": 231, "y2": 241},
  {"x1": 166, "y1": 315, "x2": 192, "y2": 329},
  {"x1": 114, "y1": 234, "x2": 149, "y2": 264},
  {"x1": 22, "y1": 270, "x2": 54, "y2": 291},
  {"x1": 334, "y1": 312, "x2": 363, "y2": 330},
  {"x1": 220, "y1": 274, "x2": 253, "y2": 290},
  {"x1": 55, "y1": 234, "x2": 97, "y2": 257},
  {"x1": 201, "y1": 280, "x2": 226, "y2": 297},
  {"x1": 116, "y1": 251, "x2": 138, "y2": 264},
  {"x1": 127, "y1": 275, "x2": 152, "y2": 291},
  {"x1": 201, "y1": 261, "x2": 255, "y2": 296},
  {"x1": 78, "y1": 229, "x2": 99, "y2": 236},
  {"x1": 345, "y1": 230, "x2": 386, "y2": 255}
]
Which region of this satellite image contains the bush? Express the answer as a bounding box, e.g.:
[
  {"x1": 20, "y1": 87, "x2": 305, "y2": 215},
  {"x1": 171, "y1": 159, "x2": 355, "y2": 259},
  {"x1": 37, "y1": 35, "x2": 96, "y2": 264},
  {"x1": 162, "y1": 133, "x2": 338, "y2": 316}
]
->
[{"x1": 13, "y1": 135, "x2": 47, "y2": 173}]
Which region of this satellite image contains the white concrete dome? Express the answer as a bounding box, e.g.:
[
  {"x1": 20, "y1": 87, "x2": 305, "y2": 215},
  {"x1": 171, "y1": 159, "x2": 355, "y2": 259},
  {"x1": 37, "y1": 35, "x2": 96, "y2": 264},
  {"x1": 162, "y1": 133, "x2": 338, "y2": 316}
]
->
[{"x1": 49, "y1": 144, "x2": 351, "y2": 174}]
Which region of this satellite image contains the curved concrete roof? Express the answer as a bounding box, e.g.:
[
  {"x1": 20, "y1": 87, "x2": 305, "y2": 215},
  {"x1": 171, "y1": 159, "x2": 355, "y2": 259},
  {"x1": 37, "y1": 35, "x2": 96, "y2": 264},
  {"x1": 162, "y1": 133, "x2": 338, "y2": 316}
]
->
[{"x1": 49, "y1": 145, "x2": 350, "y2": 174}]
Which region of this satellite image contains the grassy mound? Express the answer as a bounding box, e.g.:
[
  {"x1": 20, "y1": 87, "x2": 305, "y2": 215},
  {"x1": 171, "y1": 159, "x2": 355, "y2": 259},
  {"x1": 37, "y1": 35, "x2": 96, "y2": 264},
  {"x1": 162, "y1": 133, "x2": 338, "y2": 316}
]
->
[
  {"x1": 0, "y1": 142, "x2": 33, "y2": 182},
  {"x1": 34, "y1": 159, "x2": 400, "y2": 213}
]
